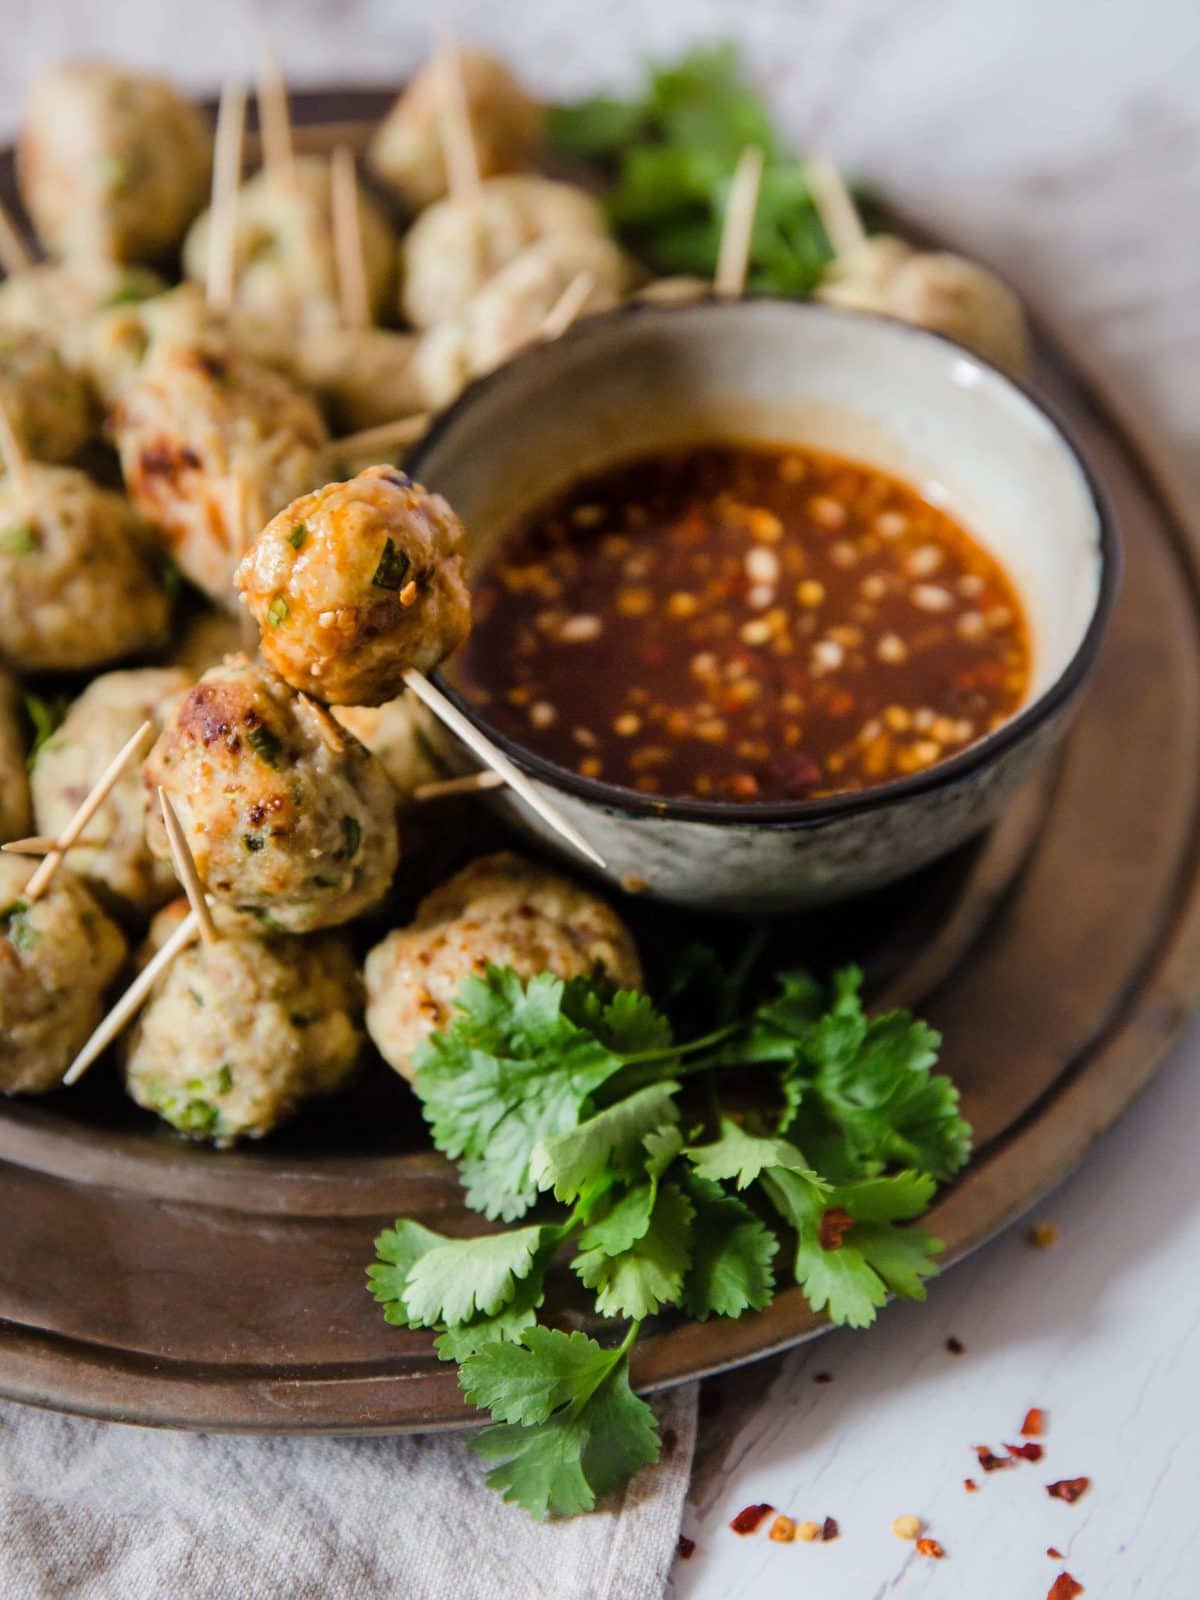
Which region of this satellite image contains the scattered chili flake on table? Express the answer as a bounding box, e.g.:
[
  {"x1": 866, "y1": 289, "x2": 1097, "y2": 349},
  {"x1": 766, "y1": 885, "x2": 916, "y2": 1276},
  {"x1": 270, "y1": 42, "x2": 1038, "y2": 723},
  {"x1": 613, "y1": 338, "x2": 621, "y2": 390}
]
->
[
  {"x1": 1048, "y1": 1574, "x2": 1084, "y2": 1600},
  {"x1": 891, "y1": 1515, "x2": 922, "y2": 1540},
  {"x1": 975, "y1": 1445, "x2": 1015, "y2": 1473},
  {"x1": 1005, "y1": 1441, "x2": 1045, "y2": 1462},
  {"x1": 1047, "y1": 1547, "x2": 1064, "y2": 1560},
  {"x1": 677, "y1": 1535, "x2": 696, "y2": 1560},
  {"x1": 964, "y1": 1478, "x2": 978, "y2": 1493},
  {"x1": 458, "y1": 443, "x2": 1031, "y2": 801},
  {"x1": 946, "y1": 1335, "x2": 966, "y2": 1355},
  {"x1": 1029, "y1": 1221, "x2": 1060, "y2": 1249},
  {"x1": 769, "y1": 1515, "x2": 796, "y2": 1542},
  {"x1": 796, "y1": 1521, "x2": 821, "y2": 1542},
  {"x1": 730, "y1": 1502, "x2": 774, "y2": 1534},
  {"x1": 916, "y1": 1537, "x2": 946, "y2": 1559},
  {"x1": 821, "y1": 1516, "x2": 840, "y2": 1542},
  {"x1": 1047, "y1": 1477, "x2": 1091, "y2": 1504},
  {"x1": 1022, "y1": 1407, "x2": 1047, "y2": 1437}
]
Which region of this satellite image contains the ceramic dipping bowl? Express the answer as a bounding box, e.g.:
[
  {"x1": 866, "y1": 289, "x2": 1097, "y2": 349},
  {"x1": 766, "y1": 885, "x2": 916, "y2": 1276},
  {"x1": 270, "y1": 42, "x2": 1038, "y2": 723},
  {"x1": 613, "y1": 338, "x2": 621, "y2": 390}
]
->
[{"x1": 410, "y1": 298, "x2": 1119, "y2": 912}]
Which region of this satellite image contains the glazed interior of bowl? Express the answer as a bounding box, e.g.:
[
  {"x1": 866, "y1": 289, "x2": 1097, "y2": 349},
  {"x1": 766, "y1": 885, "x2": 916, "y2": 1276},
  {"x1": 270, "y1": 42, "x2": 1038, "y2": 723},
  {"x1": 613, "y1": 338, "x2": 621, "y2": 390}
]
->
[{"x1": 419, "y1": 298, "x2": 1105, "y2": 730}]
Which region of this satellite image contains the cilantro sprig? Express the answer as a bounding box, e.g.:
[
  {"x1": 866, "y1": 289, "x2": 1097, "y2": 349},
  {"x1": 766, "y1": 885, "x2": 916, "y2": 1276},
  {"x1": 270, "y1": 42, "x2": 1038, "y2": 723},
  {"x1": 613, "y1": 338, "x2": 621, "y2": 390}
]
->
[{"x1": 369, "y1": 958, "x2": 970, "y2": 1518}]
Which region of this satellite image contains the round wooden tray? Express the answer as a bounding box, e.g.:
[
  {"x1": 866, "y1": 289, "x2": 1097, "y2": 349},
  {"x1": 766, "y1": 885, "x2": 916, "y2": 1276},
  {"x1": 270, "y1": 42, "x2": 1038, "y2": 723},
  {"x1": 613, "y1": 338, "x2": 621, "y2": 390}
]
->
[{"x1": 1, "y1": 93, "x2": 1198, "y2": 1434}]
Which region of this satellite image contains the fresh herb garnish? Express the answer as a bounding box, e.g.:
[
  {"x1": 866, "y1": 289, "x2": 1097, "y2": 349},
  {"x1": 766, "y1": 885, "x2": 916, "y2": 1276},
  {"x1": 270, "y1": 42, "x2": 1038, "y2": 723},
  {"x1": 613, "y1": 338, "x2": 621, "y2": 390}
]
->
[
  {"x1": 340, "y1": 815, "x2": 362, "y2": 859},
  {"x1": 22, "y1": 692, "x2": 69, "y2": 770},
  {"x1": 372, "y1": 538, "x2": 411, "y2": 591},
  {"x1": 547, "y1": 44, "x2": 838, "y2": 294},
  {"x1": 246, "y1": 724, "x2": 285, "y2": 768},
  {"x1": 267, "y1": 596, "x2": 289, "y2": 627},
  {"x1": 288, "y1": 523, "x2": 308, "y2": 550},
  {"x1": 3, "y1": 899, "x2": 39, "y2": 952},
  {"x1": 0, "y1": 523, "x2": 38, "y2": 555},
  {"x1": 369, "y1": 959, "x2": 970, "y2": 1517}
]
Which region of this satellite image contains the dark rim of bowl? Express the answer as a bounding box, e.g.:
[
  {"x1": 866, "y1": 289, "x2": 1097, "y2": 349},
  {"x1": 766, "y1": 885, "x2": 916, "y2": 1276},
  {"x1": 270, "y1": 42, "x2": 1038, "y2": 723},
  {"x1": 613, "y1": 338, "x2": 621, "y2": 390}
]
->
[{"x1": 409, "y1": 296, "x2": 1122, "y2": 827}]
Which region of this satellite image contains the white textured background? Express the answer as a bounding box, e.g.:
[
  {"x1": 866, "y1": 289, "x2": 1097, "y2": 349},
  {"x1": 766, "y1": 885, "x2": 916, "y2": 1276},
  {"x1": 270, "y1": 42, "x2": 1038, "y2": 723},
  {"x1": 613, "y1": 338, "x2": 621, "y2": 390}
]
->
[{"x1": 1, "y1": 3, "x2": 1198, "y2": 1596}]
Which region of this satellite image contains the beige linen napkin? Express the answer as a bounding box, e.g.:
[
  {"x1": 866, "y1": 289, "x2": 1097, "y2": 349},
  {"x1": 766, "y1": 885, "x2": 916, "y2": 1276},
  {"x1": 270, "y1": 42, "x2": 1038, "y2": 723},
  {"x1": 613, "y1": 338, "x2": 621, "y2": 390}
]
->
[{"x1": 0, "y1": 1383, "x2": 696, "y2": 1600}]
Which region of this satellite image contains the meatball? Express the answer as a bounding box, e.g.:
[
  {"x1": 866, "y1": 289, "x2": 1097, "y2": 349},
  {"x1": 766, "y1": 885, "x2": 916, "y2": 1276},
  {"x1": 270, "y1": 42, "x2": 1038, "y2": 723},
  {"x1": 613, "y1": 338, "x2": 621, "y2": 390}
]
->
[
  {"x1": 124, "y1": 902, "x2": 363, "y2": 1144},
  {"x1": 0, "y1": 331, "x2": 92, "y2": 465},
  {"x1": 0, "y1": 260, "x2": 164, "y2": 376},
  {"x1": 412, "y1": 234, "x2": 632, "y2": 408},
  {"x1": 0, "y1": 856, "x2": 127, "y2": 1094},
  {"x1": 17, "y1": 61, "x2": 211, "y2": 264},
  {"x1": 818, "y1": 236, "x2": 1031, "y2": 374},
  {"x1": 82, "y1": 282, "x2": 215, "y2": 407},
  {"x1": 0, "y1": 465, "x2": 169, "y2": 673},
  {"x1": 169, "y1": 605, "x2": 246, "y2": 677},
  {"x1": 294, "y1": 326, "x2": 427, "y2": 433},
  {"x1": 0, "y1": 670, "x2": 31, "y2": 843},
  {"x1": 401, "y1": 175, "x2": 608, "y2": 330},
  {"x1": 236, "y1": 465, "x2": 471, "y2": 705},
  {"x1": 182, "y1": 155, "x2": 396, "y2": 335},
  {"x1": 369, "y1": 50, "x2": 542, "y2": 214},
  {"x1": 111, "y1": 342, "x2": 328, "y2": 609},
  {"x1": 333, "y1": 693, "x2": 442, "y2": 804},
  {"x1": 365, "y1": 852, "x2": 642, "y2": 1079},
  {"x1": 143, "y1": 653, "x2": 399, "y2": 933},
  {"x1": 31, "y1": 668, "x2": 192, "y2": 920}
]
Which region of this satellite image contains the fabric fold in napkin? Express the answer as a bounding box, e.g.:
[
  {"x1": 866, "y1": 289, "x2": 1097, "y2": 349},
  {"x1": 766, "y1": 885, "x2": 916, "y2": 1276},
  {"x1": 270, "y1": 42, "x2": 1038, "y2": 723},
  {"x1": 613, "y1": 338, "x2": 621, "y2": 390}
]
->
[{"x1": 0, "y1": 1382, "x2": 697, "y2": 1600}]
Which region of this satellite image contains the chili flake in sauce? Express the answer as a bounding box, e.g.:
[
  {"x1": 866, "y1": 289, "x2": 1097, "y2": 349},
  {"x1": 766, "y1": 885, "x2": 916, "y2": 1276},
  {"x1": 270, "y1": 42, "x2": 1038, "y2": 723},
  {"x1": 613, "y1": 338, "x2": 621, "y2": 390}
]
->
[{"x1": 457, "y1": 444, "x2": 1031, "y2": 802}]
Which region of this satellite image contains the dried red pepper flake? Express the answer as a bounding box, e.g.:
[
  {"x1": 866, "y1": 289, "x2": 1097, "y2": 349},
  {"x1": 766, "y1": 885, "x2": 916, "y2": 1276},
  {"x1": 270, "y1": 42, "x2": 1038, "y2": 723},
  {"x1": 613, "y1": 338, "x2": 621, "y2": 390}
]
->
[
  {"x1": 677, "y1": 1535, "x2": 696, "y2": 1560},
  {"x1": 946, "y1": 1335, "x2": 966, "y2": 1355},
  {"x1": 963, "y1": 1478, "x2": 978, "y2": 1493},
  {"x1": 1048, "y1": 1575, "x2": 1084, "y2": 1600},
  {"x1": 820, "y1": 1516, "x2": 840, "y2": 1542},
  {"x1": 818, "y1": 1207, "x2": 856, "y2": 1250},
  {"x1": 1022, "y1": 1407, "x2": 1047, "y2": 1437},
  {"x1": 1047, "y1": 1547, "x2": 1064, "y2": 1560},
  {"x1": 1047, "y1": 1478, "x2": 1090, "y2": 1505},
  {"x1": 975, "y1": 1445, "x2": 1015, "y2": 1473},
  {"x1": 730, "y1": 1502, "x2": 774, "y2": 1535},
  {"x1": 1005, "y1": 1441, "x2": 1045, "y2": 1462},
  {"x1": 915, "y1": 1537, "x2": 946, "y2": 1559}
]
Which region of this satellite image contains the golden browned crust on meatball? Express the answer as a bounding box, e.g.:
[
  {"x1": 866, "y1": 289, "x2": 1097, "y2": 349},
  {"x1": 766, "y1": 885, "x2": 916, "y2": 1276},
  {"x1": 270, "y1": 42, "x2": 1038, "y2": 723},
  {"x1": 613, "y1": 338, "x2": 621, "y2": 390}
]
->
[
  {"x1": 364, "y1": 851, "x2": 643, "y2": 1079},
  {"x1": 0, "y1": 856, "x2": 127, "y2": 1094},
  {"x1": 144, "y1": 653, "x2": 399, "y2": 933},
  {"x1": 112, "y1": 342, "x2": 328, "y2": 609},
  {"x1": 0, "y1": 464, "x2": 170, "y2": 673},
  {"x1": 236, "y1": 465, "x2": 471, "y2": 705}
]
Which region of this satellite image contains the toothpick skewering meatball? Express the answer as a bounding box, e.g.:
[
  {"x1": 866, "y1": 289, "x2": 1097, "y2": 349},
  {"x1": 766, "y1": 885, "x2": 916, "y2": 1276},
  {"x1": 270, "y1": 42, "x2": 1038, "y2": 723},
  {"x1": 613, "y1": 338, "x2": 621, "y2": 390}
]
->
[
  {"x1": 143, "y1": 653, "x2": 399, "y2": 933},
  {"x1": 0, "y1": 856, "x2": 127, "y2": 1094},
  {"x1": 17, "y1": 61, "x2": 211, "y2": 265},
  {"x1": 236, "y1": 465, "x2": 471, "y2": 707},
  {"x1": 365, "y1": 852, "x2": 643, "y2": 1080},
  {"x1": 0, "y1": 464, "x2": 170, "y2": 673},
  {"x1": 31, "y1": 668, "x2": 192, "y2": 920},
  {"x1": 817, "y1": 236, "x2": 1031, "y2": 375},
  {"x1": 111, "y1": 342, "x2": 328, "y2": 610},
  {"x1": 124, "y1": 899, "x2": 363, "y2": 1145},
  {"x1": 400, "y1": 174, "x2": 609, "y2": 330},
  {"x1": 369, "y1": 50, "x2": 542, "y2": 214},
  {"x1": 0, "y1": 670, "x2": 31, "y2": 844}
]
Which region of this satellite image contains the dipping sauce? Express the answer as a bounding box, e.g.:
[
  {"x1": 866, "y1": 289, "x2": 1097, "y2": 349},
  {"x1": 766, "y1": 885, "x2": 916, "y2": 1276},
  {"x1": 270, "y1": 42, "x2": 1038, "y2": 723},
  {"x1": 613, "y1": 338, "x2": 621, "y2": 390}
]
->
[{"x1": 456, "y1": 444, "x2": 1031, "y2": 803}]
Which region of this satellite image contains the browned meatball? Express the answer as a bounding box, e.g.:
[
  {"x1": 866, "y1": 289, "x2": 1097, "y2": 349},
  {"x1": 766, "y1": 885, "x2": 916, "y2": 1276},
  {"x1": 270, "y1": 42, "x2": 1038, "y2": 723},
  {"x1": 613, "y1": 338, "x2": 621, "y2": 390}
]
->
[
  {"x1": 364, "y1": 851, "x2": 643, "y2": 1079},
  {"x1": 144, "y1": 653, "x2": 399, "y2": 933},
  {"x1": 236, "y1": 465, "x2": 471, "y2": 706}
]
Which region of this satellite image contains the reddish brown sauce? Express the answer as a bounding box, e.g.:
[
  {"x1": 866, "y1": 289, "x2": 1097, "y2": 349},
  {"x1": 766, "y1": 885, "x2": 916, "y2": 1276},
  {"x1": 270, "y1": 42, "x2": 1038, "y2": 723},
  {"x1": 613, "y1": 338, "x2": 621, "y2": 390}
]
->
[{"x1": 457, "y1": 444, "x2": 1031, "y2": 803}]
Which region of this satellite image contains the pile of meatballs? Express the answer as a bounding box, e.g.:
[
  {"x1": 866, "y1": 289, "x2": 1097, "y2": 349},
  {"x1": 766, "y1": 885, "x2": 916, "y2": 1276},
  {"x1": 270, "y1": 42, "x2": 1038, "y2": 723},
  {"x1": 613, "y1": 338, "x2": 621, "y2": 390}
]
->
[{"x1": 0, "y1": 50, "x2": 1030, "y2": 1147}]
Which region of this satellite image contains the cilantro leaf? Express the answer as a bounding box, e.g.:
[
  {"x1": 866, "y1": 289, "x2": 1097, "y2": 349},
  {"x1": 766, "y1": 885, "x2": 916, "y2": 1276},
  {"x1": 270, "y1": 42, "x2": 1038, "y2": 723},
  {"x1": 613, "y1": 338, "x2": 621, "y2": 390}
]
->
[
  {"x1": 412, "y1": 968, "x2": 630, "y2": 1219},
  {"x1": 574, "y1": 1181, "x2": 657, "y2": 1257},
  {"x1": 402, "y1": 1225, "x2": 550, "y2": 1327},
  {"x1": 367, "y1": 1220, "x2": 444, "y2": 1327},
  {"x1": 531, "y1": 1082, "x2": 680, "y2": 1202},
  {"x1": 574, "y1": 1181, "x2": 693, "y2": 1318},
  {"x1": 682, "y1": 1175, "x2": 778, "y2": 1320},
  {"x1": 853, "y1": 1223, "x2": 943, "y2": 1300},
  {"x1": 686, "y1": 1117, "x2": 826, "y2": 1192},
  {"x1": 461, "y1": 1326, "x2": 618, "y2": 1425},
  {"x1": 433, "y1": 1279, "x2": 544, "y2": 1362},
  {"x1": 561, "y1": 981, "x2": 674, "y2": 1054},
  {"x1": 792, "y1": 1234, "x2": 889, "y2": 1329}
]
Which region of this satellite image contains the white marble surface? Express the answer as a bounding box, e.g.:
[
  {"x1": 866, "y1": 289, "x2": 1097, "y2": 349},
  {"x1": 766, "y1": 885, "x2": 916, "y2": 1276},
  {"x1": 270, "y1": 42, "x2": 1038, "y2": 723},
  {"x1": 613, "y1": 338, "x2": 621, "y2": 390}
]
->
[{"x1": 1, "y1": 2, "x2": 1198, "y2": 1594}]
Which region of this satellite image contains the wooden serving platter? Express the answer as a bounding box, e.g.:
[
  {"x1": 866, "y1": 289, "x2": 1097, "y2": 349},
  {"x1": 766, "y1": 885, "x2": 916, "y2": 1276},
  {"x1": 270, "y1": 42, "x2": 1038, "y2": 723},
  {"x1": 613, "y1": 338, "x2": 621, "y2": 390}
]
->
[{"x1": 0, "y1": 92, "x2": 1197, "y2": 1434}]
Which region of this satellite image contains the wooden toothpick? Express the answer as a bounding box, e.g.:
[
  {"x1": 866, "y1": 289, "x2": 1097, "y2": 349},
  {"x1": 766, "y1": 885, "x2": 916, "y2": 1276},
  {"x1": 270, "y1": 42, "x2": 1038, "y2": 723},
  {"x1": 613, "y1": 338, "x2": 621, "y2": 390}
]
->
[
  {"x1": 0, "y1": 195, "x2": 34, "y2": 278},
  {"x1": 157, "y1": 787, "x2": 219, "y2": 946},
  {"x1": 258, "y1": 42, "x2": 296, "y2": 183},
  {"x1": 0, "y1": 397, "x2": 32, "y2": 500},
  {"x1": 297, "y1": 692, "x2": 346, "y2": 756},
  {"x1": 402, "y1": 668, "x2": 607, "y2": 870},
  {"x1": 24, "y1": 720, "x2": 155, "y2": 901},
  {"x1": 3, "y1": 834, "x2": 99, "y2": 856},
  {"x1": 324, "y1": 414, "x2": 431, "y2": 471},
  {"x1": 411, "y1": 769, "x2": 505, "y2": 804},
  {"x1": 714, "y1": 146, "x2": 765, "y2": 299},
  {"x1": 62, "y1": 909, "x2": 202, "y2": 1086},
  {"x1": 540, "y1": 271, "x2": 597, "y2": 342},
  {"x1": 804, "y1": 152, "x2": 867, "y2": 260},
  {"x1": 436, "y1": 36, "x2": 482, "y2": 209},
  {"x1": 207, "y1": 79, "x2": 247, "y2": 315},
  {"x1": 331, "y1": 144, "x2": 370, "y2": 330}
]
